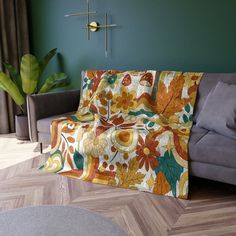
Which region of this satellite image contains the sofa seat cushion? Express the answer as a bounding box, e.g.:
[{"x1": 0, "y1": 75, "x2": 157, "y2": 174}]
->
[
  {"x1": 190, "y1": 161, "x2": 236, "y2": 185},
  {"x1": 37, "y1": 112, "x2": 75, "y2": 133},
  {"x1": 189, "y1": 129, "x2": 236, "y2": 169}
]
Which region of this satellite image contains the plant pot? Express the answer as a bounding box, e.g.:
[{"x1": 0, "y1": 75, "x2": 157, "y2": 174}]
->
[{"x1": 15, "y1": 114, "x2": 30, "y2": 140}]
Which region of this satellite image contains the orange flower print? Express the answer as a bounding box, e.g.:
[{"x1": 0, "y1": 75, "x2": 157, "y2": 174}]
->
[
  {"x1": 136, "y1": 135, "x2": 160, "y2": 171},
  {"x1": 111, "y1": 87, "x2": 137, "y2": 114},
  {"x1": 97, "y1": 91, "x2": 108, "y2": 106},
  {"x1": 96, "y1": 90, "x2": 113, "y2": 106},
  {"x1": 96, "y1": 90, "x2": 113, "y2": 117}
]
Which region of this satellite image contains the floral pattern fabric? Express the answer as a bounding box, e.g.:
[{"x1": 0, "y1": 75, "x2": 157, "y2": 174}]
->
[{"x1": 41, "y1": 70, "x2": 203, "y2": 199}]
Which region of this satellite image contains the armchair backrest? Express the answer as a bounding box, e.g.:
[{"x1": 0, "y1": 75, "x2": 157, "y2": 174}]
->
[{"x1": 27, "y1": 90, "x2": 80, "y2": 142}]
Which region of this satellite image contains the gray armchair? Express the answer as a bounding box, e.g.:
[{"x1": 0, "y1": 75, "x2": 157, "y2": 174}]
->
[{"x1": 27, "y1": 90, "x2": 80, "y2": 153}]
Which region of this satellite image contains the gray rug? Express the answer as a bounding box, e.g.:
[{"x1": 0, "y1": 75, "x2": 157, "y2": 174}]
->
[{"x1": 0, "y1": 206, "x2": 125, "y2": 236}]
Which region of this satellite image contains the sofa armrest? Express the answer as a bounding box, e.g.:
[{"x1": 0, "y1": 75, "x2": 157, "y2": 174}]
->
[{"x1": 27, "y1": 89, "x2": 80, "y2": 142}]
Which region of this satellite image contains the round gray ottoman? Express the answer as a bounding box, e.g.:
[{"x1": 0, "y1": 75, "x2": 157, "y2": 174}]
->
[{"x1": 0, "y1": 206, "x2": 125, "y2": 236}]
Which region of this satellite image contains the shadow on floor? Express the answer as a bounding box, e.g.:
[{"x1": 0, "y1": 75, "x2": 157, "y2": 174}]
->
[{"x1": 189, "y1": 176, "x2": 236, "y2": 200}]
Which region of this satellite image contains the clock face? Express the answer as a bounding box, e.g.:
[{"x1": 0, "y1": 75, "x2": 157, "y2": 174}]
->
[{"x1": 89, "y1": 22, "x2": 99, "y2": 32}]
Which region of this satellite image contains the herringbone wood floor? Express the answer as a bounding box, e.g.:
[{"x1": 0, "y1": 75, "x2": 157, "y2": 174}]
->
[{"x1": 0, "y1": 152, "x2": 236, "y2": 236}]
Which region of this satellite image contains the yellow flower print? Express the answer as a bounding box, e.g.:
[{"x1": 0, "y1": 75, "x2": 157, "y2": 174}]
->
[
  {"x1": 111, "y1": 87, "x2": 137, "y2": 114},
  {"x1": 83, "y1": 131, "x2": 108, "y2": 157}
]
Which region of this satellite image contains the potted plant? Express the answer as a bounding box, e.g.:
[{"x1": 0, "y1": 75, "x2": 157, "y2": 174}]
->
[{"x1": 0, "y1": 48, "x2": 69, "y2": 140}]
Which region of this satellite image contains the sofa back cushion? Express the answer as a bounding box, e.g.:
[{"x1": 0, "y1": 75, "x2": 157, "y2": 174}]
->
[
  {"x1": 196, "y1": 81, "x2": 236, "y2": 139},
  {"x1": 193, "y1": 73, "x2": 236, "y2": 122}
]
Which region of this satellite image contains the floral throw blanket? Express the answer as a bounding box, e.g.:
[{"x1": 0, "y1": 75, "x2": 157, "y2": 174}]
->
[{"x1": 41, "y1": 70, "x2": 203, "y2": 199}]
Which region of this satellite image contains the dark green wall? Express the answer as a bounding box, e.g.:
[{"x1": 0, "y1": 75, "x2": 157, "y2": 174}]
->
[{"x1": 29, "y1": 0, "x2": 236, "y2": 89}]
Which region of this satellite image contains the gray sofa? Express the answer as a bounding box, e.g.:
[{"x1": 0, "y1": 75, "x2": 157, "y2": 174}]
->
[{"x1": 27, "y1": 73, "x2": 236, "y2": 186}]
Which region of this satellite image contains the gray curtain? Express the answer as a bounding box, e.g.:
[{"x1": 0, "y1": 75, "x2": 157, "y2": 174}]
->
[{"x1": 0, "y1": 0, "x2": 30, "y2": 134}]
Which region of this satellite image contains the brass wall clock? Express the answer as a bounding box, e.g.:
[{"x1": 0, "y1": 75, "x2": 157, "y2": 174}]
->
[{"x1": 64, "y1": 0, "x2": 117, "y2": 57}]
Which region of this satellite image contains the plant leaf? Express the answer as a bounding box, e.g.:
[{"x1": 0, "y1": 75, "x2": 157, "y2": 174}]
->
[
  {"x1": 185, "y1": 104, "x2": 191, "y2": 113},
  {"x1": 116, "y1": 158, "x2": 145, "y2": 189},
  {"x1": 183, "y1": 114, "x2": 189, "y2": 123},
  {"x1": 4, "y1": 63, "x2": 24, "y2": 96},
  {"x1": 39, "y1": 48, "x2": 57, "y2": 76},
  {"x1": 0, "y1": 81, "x2": 6, "y2": 91},
  {"x1": 20, "y1": 54, "x2": 40, "y2": 94},
  {"x1": 189, "y1": 114, "x2": 193, "y2": 122},
  {"x1": 156, "y1": 75, "x2": 189, "y2": 118},
  {"x1": 153, "y1": 172, "x2": 170, "y2": 195},
  {"x1": 38, "y1": 72, "x2": 69, "y2": 94},
  {"x1": 154, "y1": 150, "x2": 183, "y2": 197},
  {"x1": 148, "y1": 122, "x2": 155, "y2": 128},
  {"x1": 0, "y1": 72, "x2": 25, "y2": 106},
  {"x1": 73, "y1": 150, "x2": 84, "y2": 170}
]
